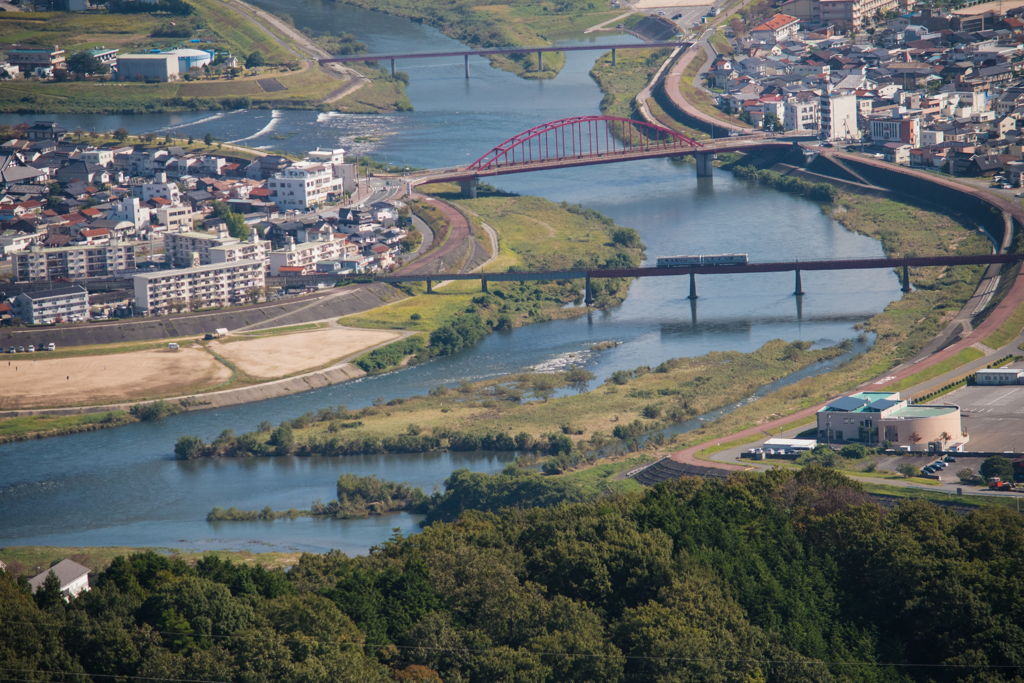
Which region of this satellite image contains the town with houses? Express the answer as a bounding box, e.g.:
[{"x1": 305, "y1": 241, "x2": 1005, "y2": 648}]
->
[
  {"x1": 0, "y1": 123, "x2": 413, "y2": 324},
  {"x1": 708, "y1": 0, "x2": 1024, "y2": 175}
]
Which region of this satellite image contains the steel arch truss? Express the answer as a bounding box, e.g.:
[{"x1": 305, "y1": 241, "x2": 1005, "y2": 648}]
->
[{"x1": 467, "y1": 116, "x2": 702, "y2": 171}]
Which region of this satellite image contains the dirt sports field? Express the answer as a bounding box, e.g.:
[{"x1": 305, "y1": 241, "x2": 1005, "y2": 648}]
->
[
  {"x1": 208, "y1": 328, "x2": 402, "y2": 379},
  {"x1": 0, "y1": 347, "x2": 232, "y2": 410}
]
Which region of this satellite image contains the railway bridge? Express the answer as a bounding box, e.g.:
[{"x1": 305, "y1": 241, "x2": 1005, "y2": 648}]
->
[{"x1": 278, "y1": 254, "x2": 1024, "y2": 305}]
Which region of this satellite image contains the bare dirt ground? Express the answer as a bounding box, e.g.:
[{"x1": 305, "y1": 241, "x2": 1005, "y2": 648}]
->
[
  {"x1": 211, "y1": 328, "x2": 401, "y2": 379},
  {"x1": 635, "y1": 0, "x2": 709, "y2": 7},
  {"x1": 0, "y1": 347, "x2": 232, "y2": 410}
]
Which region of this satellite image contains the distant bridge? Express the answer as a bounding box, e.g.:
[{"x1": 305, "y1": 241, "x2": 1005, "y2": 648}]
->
[
  {"x1": 318, "y1": 42, "x2": 688, "y2": 77},
  {"x1": 281, "y1": 253, "x2": 1024, "y2": 304}
]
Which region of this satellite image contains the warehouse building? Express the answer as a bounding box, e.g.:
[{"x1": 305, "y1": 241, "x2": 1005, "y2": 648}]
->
[{"x1": 117, "y1": 54, "x2": 179, "y2": 82}]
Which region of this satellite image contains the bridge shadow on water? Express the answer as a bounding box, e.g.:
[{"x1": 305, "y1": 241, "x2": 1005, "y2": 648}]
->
[{"x1": 657, "y1": 307, "x2": 877, "y2": 338}]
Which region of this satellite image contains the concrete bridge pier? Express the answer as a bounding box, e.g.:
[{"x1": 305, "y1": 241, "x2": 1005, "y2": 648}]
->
[
  {"x1": 538, "y1": 51, "x2": 543, "y2": 70},
  {"x1": 688, "y1": 271, "x2": 698, "y2": 300},
  {"x1": 459, "y1": 177, "x2": 478, "y2": 198},
  {"x1": 481, "y1": 276, "x2": 488, "y2": 293},
  {"x1": 584, "y1": 275, "x2": 594, "y2": 305},
  {"x1": 426, "y1": 279, "x2": 432, "y2": 294},
  {"x1": 465, "y1": 54, "x2": 470, "y2": 79},
  {"x1": 695, "y1": 153, "x2": 715, "y2": 178},
  {"x1": 794, "y1": 268, "x2": 804, "y2": 296},
  {"x1": 612, "y1": 48, "x2": 617, "y2": 66},
  {"x1": 390, "y1": 59, "x2": 396, "y2": 77},
  {"x1": 902, "y1": 263, "x2": 911, "y2": 293}
]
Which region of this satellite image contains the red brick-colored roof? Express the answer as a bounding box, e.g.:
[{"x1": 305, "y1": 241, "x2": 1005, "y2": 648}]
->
[
  {"x1": 753, "y1": 13, "x2": 799, "y2": 32},
  {"x1": 277, "y1": 266, "x2": 307, "y2": 273},
  {"x1": 81, "y1": 207, "x2": 102, "y2": 217},
  {"x1": 80, "y1": 228, "x2": 110, "y2": 237}
]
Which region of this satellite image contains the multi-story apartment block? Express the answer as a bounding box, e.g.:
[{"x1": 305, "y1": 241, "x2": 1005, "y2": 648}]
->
[
  {"x1": 784, "y1": 96, "x2": 820, "y2": 132},
  {"x1": 819, "y1": 92, "x2": 861, "y2": 141},
  {"x1": 15, "y1": 241, "x2": 137, "y2": 282},
  {"x1": 819, "y1": 0, "x2": 914, "y2": 29},
  {"x1": 268, "y1": 235, "x2": 356, "y2": 275},
  {"x1": 133, "y1": 260, "x2": 265, "y2": 315},
  {"x1": 268, "y1": 162, "x2": 343, "y2": 210},
  {"x1": 869, "y1": 115, "x2": 920, "y2": 147},
  {"x1": 164, "y1": 228, "x2": 267, "y2": 268},
  {"x1": 11, "y1": 285, "x2": 88, "y2": 324},
  {"x1": 7, "y1": 45, "x2": 66, "y2": 72},
  {"x1": 152, "y1": 204, "x2": 193, "y2": 233}
]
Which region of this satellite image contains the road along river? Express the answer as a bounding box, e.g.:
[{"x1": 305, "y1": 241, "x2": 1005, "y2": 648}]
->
[{"x1": 0, "y1": 1, "x2": 902, "y2": 555}]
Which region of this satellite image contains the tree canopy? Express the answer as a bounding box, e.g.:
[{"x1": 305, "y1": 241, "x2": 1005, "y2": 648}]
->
[{"x1": 3, "y1": 467, "x2": 1024, "y2": 682}]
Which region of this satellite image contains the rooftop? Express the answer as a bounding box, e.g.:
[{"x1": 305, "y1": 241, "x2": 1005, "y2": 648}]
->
[{"x1": 28, "y1": 559, "x2": 90, "y2": 593}]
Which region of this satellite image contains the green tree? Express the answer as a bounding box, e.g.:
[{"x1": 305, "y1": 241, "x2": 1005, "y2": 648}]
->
[
  {"x1": 113, "y1": 127, "x2": 129, "y2": 142},
  {"x1": 34, "y1": 571, "x2": 65, "y2": 610},
  {"x1": 174, "y1": 435, "x2": 206, "y2": 460},
  {"x1": 611, "y1": 227, "x2": 642, "y2": 249},
  {"x1": 245, "y1": 51, "x2": 265, "y2": 68},
  {"x1": 67, "y1": 51, "x2": 109, "y2": 76},
  {"x1": 980, "y1": 456, "x2": 1014, "y2": 481},
  {"x1": 204, "y1": 132, "x2": 213, "y2": 145},
  {"x1": 896, "y1": 463, "x2": 919, "y2": 478}
]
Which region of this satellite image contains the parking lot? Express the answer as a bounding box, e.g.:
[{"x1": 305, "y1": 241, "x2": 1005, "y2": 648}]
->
[
  {"x1": 929, "y1": 384, "x2": 1024, "y2": 453},
  {"x1": 636, "y1": 1, "x2": 713, "y2": 31}
]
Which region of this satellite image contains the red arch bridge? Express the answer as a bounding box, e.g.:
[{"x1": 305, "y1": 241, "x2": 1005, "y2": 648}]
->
[
  {"x1": 273, "y1": 254, "x2": 1024, "y2": 304},
  {"x1": 404, "y1": 115, "x2": 798, "y2": 195}
]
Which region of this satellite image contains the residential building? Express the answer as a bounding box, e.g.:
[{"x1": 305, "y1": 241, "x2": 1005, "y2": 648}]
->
[
  {"x1": 164, "y1": 228, "x2": 234, "y2": 268},
  {"x1": 24, "y1": 121, "x2": 67, "y2": 141},
  {"x1": 209, "y1": 230, "x2": 270, "y2": 265},
  {"x1": 7, "y1": 47, "x2": 66, "y2": 73},
  {"x1": 107, "y1": 197, "x2": 151, "y2": 230},
  {"x1": 152, "y1": 204, "x2": 194, "y2": 233},
  {"x1": 870, "y1": 115, "x2": 921, "y2": 147},
  {"x1": 882, "y1": 142, "x2": 912, "y2": 165},
  {"x1": 11, "y1": 285, "x2": 89, "y2": 324},
  {"x1": 80, "y1": 148, "x2": 114, "y2": 167},
  {"x1": 819, "y1": 92, "x2": 861, "y2": 140},
  {"x1": 15, "y1": 241, "x2": 137, "y2": 281},
  {"x1": 88, "y1": 47, "x2": 119, "y2": 68},
  {"x1": 27, "y1": 559, "x2": 91, "y2": 600},
  {"x1": 268, "y1": 162, "x2": 343, "y2": 210},
  {"x1": 819, "y1": 0, "x2": 915, "y2": 30},
  {"x1": 0, "y1": 229, "x2": 42, "y2": 256},
  {"x1": 750, "y1": 14, "x2": 801, "y2": 43},
  {"x1": 133, "y1": 259, "x2": 266, "y2": 314},
  {"x1": 141, "y1": 176, "x2": 181, "y2": 204},
  {"x1": 784, "y1": 95, "x2": 820, "y2": 132},
  {"x1": 267, "y1": 235, "x2": 356, "y2": 275}
]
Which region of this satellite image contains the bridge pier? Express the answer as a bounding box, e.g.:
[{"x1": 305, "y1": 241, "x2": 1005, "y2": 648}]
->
[
  {"x1": 391, "y1": 58, "x2": 396, "y2": 77},
  {"x1": 695, "y1": 153, "x2": 715, "y2": 178},
  {"x1": 465, "y1": 54, "x2": 470, "y2": 79},
  {"x1": 612, "y1": 48, "x2": 617, "y2": 66},
  {"x1": 688, "y1": 271, "x2": 698, "y2": 300},
  {"x1": 481, "y1": 276, "x2": 488, "y2": 293},
  {"x1": 538, "y1": 51, "x2": 543, "y2": 70},
  {"x1": 902, "y1": 263, "x2": 911, "y2": 293},
  {"x1": 459, "y1": 177, "x2": 478, "y2": 198},
  {"x1": 794, "y1": 268, "x2": 804, "y2": 296},
  {"x1": 585, "y1": 275, "x2": 594, "y2": 305},
  {"x1": 426, "y1": 279, "x2": 432, "y2": 294}
]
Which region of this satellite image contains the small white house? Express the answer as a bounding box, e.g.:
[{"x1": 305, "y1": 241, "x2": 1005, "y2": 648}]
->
[{"x1": 28, "y1": 559, "x2": 91, "y2": 601}]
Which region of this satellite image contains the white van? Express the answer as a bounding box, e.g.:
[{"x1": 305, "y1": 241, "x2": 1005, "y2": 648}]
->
[{"x1": 168, "y1": 342, "x2": 180, "y2": 351}]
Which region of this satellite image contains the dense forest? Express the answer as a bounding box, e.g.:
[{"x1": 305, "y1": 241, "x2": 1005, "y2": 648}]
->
[{"x1": 4, "y1": 466, "x2": 1024, "y2": 683}]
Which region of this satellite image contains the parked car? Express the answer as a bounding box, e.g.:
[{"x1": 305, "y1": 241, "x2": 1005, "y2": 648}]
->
[
  {"x1": 27, "y1": 345, "x2": 34, "y2": 352},
  {"x1": 8, "y1": 347, "x2": 14, "y2": 354},
  {"x1": 47, "y1": 343, "x2": 55, "y2": 351},
  {"x1": 18, "y1": 346, "x2": 24, "y2": 352},
  {"x1": 945, "y1": 456, "x2": 957, "y2": 462}
]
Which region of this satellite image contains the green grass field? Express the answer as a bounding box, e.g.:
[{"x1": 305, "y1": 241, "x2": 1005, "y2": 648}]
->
[
  {"x1": 0, "y1": 546, "x2": 299, "y2": 578},
  {"x1": 983, "y1": 298, "x2": 1024, "y2": 349}
]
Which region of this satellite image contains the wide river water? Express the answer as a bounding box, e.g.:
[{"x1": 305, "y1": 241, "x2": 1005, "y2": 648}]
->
[{"x1": 0, "y1": 0, "x2": 902, "y2": 555}]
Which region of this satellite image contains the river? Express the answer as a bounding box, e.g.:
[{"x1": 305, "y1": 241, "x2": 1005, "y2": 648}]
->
[{"x1": 0, "y1": 0, "x2": 902, "y2": 556}]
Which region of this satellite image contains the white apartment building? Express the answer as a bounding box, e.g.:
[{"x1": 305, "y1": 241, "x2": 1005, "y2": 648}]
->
[
  {"x1": 107, "y1": 197, "x2": 151, "y2": 230},
  {"x1": 15, "y1": 242, "x2": 137, "y2": 282},
  {"x1": 268, "y1": 235, "x2": 356, "y2": 275},
  {"x1": 269, "y1": 162, "x2": 343, "y2": 210},
  {"x1": 133, "y1": 259, "x2": 265, "y2": 315},
  {"x1": 164, "y1": 228, "x2": 236, "y2": 268},
  {"x1": 141, "y1": 176, "x2": 181, "y2": 204},
  {"x1": 152, "y1": 204, "x2": 193, "y2": 233},
  {"x1": 784, "y1": 97, "x2": 819, "y2": 132},
  {"x1": 80, "y1": 149, "x2": 114, "y2": 167},
  {"x1": 210, "y1": 228, "x2": 270, "y2": 265},
  {"x1": 819, "y1": 92, "x2": 861, "y2": 141},
  {"x1": 12, "y1": 285, "x2": 89, "y2": 324}
]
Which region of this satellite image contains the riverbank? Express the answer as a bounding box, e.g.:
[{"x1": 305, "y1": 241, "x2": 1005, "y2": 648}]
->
[
  {"x1": 0, "y1": 545, "x2": 299, "y2": 575},
  {"x1": 333, "y1": 0, "x2": 623, "y2": 79},
  {"x1": 0, "y1": 0, "x2": 409, "y2": 115}
]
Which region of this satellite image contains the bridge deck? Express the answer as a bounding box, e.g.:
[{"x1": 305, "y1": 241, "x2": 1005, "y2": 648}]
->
[{"x1": 319, "y1": 42, "x2": 688, "y2": 64}]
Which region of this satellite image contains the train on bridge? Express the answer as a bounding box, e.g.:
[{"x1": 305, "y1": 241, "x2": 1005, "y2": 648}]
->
[{"x1": 656, "y1": 253, "x2": 749, "y2": 267}]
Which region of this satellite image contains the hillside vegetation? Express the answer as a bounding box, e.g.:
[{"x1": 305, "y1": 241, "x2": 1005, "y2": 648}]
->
[{"x1": 5, "y1": 467, "x2": 1024, "y2": 682}]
